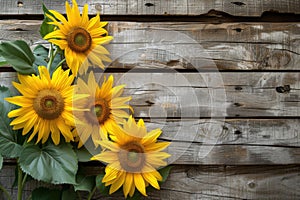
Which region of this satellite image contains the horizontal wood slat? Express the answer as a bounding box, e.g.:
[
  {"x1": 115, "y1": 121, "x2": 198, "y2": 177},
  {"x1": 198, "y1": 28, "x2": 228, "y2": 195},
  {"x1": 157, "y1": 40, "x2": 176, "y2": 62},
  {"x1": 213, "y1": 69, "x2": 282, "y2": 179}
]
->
[
  {"x1": 1, "y1": 165, "x2": 300, "y2": 199},
  {"x1": 0, "y1": 20, "x2": 299, "y2": 70},
  {"x1": 3, "y1": 72, "x2": 300, "y2": 118},
  {"x1": 0, "y1": 0, "x2": 299, "y2": 17}
]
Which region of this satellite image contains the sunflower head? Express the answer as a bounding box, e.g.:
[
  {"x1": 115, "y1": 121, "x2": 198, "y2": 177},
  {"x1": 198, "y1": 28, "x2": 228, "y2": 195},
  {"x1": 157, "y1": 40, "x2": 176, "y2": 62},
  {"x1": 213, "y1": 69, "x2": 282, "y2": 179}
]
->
[
  {"x1": 91, "y1": 116, "x2": 171, "y2": 197},
  {"x1": 5, "y1": 66, "x2": 87, "y2": 145},
  {"x1": 73, "y1": 72, "x2": 133, "y2": 148},
  {"x1": 44, "y1": 0, "x2": 113, "y2": 75}
]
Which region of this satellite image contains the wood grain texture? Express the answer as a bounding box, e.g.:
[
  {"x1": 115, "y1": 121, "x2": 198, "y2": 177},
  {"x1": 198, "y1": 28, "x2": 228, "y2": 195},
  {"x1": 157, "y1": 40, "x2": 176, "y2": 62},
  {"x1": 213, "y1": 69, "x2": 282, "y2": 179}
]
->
[
  {"x1": 0, "y1": 0, "x2": 299, "y2": 16},
  {"x1": 0, "y1": 20, "x2": 299, "y2": 70},
  {"x1": 1, "y1": 72, "x2": 300, "y2": 117},
  {"x1": 1, "y1": 165, "x2": 300, "y2": 199}
]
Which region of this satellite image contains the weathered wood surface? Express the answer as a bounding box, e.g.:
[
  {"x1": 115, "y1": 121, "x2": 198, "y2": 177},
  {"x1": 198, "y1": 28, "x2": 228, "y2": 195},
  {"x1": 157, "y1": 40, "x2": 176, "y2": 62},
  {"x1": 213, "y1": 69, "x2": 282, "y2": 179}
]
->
[
  {"x1": 0, "y1": 0, "x2": 300, "y2": 17},
  {"x1": 1, "y1": 2, "x2": 300, "y2": 199},
  {"x1": 2, "y1": 72, "x2": 300, "y2": 117},
  {"x1": 1, "y1": 20, "x2": 299, "y2": 70},
  {"x1": 1, "y1": 165, "x2": 300, "y2": 199}
]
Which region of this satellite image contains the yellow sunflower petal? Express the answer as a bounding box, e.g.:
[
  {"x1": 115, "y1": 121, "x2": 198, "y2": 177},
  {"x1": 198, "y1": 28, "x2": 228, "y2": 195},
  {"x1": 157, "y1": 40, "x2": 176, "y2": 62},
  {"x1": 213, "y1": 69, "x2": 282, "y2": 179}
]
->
[
  {"x1": 110, "y1": 109, "x2": 130, "y2": 118},
  {"x1": 129, "y1": 181, "x2": 136, "y2": 197},
  {"x1": 91, "y1": 151, "x2": 118, "y2": 163},
  {"x1": 90, "y1": 28, "x2": 108, "y2": 38},
  {"x1": 93, "y1": 36, "x2": 113, "y2": 45},
  {"x1": 10, "y1": 110, "x2": 36, "y2": 126},
  {"x1": 123, "y1": 172, "x2": 133, "y2": 198},
  {"x1": 102, "y1": 166, "x2": 119, "y2": 183},
  {"x1": 142, "y1": 172, "x2": 160, "y2": 190},
  {"x1": 37, "y1": 120, "x2": 50, "y2": 144},
  {"x1": 50, "y1": 121, "x2": 61, "y2": 145},
  {"x1": 142, "y1": 164, "x2": 163, "y2": 181},
  {"x1": 111, "y1": 84, "x2": 125, "y2": 98},
  {"x1": 144, "y1": 142, "x2": 170, "y2": 152},
  {"x1": 44, "y1": 30, "x2": 67, "y2": 40},
  {"x1": 141, "y1": 128, "x2": 162, "y2": 146},
  {"x1": 7, "y1": 107, "x2": 31, "y2": 118},
  {"x1": 22, "y1": 114, "x2": 38, "y2": 135},
  {"x1": 109, "y1": 171, "x2": 126, "y2": 194},
  {"x1": 97, "y1": 140, "x2": 119, "y2": 152},
  {"x1": 56, "y1": 116, "x2": 74, "y2": 141},
  {"x1": 87, "y1": 14, "x2": 100, "y2": 30},
  {"x1": 133, "y1": 173, "x2": 147, "y2": 196},
  {"x1": 49, "y1": 10, "x2": 69, "y2": 26},
  {"x1": 111, "y1": 96, "x2": 132, "y2": 108},
  {"x1": 81, "y1": 4, "x2": 89, "y2": 27},
  {"x1": 12, "y1": 82, "x2": 36, "y2": 98}
]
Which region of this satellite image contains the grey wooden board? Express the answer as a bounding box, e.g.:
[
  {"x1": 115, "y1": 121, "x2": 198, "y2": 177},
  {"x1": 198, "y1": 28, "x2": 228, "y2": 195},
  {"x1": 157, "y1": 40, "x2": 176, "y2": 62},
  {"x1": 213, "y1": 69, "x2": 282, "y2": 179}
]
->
[
  {"x1": 0, "y1": 0, "x2": 299, "y2": 16},
  {"x1": 93, "y1": 165, "x2": 300, "y2": 199},
  {"x1": 1, "y1": 72, "x2": 300, "y2": 117},
  {"x1": 0, "y1": 20, "x2": 299, "y2": 70},
  {"x1": 1, "y1": 165, "x2": 300, "y2": 199},
  {"x1": 146, "y1": 118, "x2": 300, "y2": 146}
]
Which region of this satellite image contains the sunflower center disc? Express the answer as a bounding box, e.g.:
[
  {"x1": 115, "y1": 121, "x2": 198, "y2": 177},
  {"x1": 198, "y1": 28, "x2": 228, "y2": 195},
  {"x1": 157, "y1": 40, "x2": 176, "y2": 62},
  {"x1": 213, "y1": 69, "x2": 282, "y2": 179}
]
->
[
  {"x1": 119, "y1": 141, "x2": 145, "y2": 172},
  {"x1": 93, "y1": 105, "x2": 103, "y2": 118},
  {"x1": 33, "y1": 89, "x2": 64, "y2": 120},
  {"x1": 86, "y1": 98, "x2": 110, "y2": 124},
  {"x1": 45, "y1": 99, "x2": 54, "y2": 108},
  {"x1": 127, "y1": 152, "x2": 139, "y2": 163},
  {"x1": 67, "y1": 27, "x2": 92, "y2": 53}
]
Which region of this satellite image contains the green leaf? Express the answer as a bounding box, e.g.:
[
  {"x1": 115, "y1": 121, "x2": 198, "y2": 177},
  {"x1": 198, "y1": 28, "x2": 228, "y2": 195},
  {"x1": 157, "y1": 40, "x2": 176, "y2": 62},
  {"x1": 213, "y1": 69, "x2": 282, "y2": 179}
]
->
[
  {"x1": 0, "y1": 155, "x2": 3, "y2": 170},
  {"x1": 40, "y1": 18, "x2": 55, "y2": 38},
  {"x1": 74, "y1": 174, "x2": 95, "y2": 192},
  {"x1": 158, "y1": 166, "x2": 173, "y2": 183},
  {"x1": 75, "y1": 147, "x2": 93, "y2": 162},
  {"x1": 0, "y1": 40, "x2": 35, "y2": 74},
  {"x1": 40, "y1": 4, "x2": 56, "y2": 38},
  {"x1": 0, "y1": 56, "x2": 8, "y2": 67},
  {"x1": 42, "y1": 3, "x2": 55, "y2": 18},
  {"x1": 95, "y1": 173, "x2": 109, "y2": 195},
  {"x1": 33, "y1": 45, "x2": 48, "y2": 72},
  {"x1": 19, "y1": 142, "x2": 78, "y2": 184},
  {"x1": 33, "y1": 45, "x2": 62, "y2": 74},
  {"x1": 0, "y1": 86, "x2": 23, "y2": 158},
  {"x1": 61, "y1": 188, "x2": 77, "y2": 200},
  {"x1": 32, "y1": 187, "x2": 62, "y2": 200}
]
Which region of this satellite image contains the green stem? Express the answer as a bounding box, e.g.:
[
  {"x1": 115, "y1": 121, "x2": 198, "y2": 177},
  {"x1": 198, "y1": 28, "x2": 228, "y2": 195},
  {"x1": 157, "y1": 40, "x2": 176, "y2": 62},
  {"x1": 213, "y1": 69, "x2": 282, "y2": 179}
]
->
[
  {"x1": 0, "y1": 184, "x2": 12, "y2": 200},
  {"x1": 87, "y1": 185, "x2": 97, "y2": 200},
  {"x1": 54, "y1": 58, "x2": 66, "y2": 70},
  {"x1": 17, "y1": 165, "x2": 23, "y2": 200},
  {"x1": 47, "y1": 44, "x2": 53, "y2": 71},
  {"x1": 21, "y1": 173, "x2": 28, "y2": 189},
  {"x1": 47, "y1": 44, "x2": 59, "y2": 71}
]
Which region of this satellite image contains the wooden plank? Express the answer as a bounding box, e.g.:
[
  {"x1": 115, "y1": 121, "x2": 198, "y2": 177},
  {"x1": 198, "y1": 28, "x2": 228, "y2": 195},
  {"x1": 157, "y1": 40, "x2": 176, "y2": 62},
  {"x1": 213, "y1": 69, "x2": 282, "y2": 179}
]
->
[
  {"x1": 110, "y1": 72, "x2": 300, "y2": 118},
  {"x1": 91, "y1": 165, "x2": 300, "y2": 199},
  {"x1": 0, "y1": 20, "x2": 299, "y2": 70},
  {"x1": 1, "y1": 72, "x2": 300, "y2": 117},
  {"x1": 167, "y1": 142, "x2": 300, "y2": 165},
  {"x1": 0, "y1": 0, "x2": 299, "y2": 16},
  {"x1": 146, "y1": 119, "x2": 300, "y2": 146},
  {"x1": 1, "y1": 165, "x2": 300, "y2": 199}
]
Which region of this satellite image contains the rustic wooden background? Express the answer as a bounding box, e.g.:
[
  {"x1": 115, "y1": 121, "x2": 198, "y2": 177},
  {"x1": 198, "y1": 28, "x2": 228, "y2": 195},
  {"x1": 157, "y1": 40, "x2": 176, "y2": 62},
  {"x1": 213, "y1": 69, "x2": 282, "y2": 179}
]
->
[{"x1": 1, "y1": 0, "x2": 300, "y2": 199}]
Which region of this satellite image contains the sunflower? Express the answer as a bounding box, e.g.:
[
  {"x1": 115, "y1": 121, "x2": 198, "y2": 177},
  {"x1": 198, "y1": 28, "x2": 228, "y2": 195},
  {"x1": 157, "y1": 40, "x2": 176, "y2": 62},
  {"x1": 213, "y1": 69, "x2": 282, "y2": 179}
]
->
[
  {"x1": 5, "y1": 66, "x2": 87, "y2": 145},
  {"x1": 73, "y1": 72, "x2": 133, "y2": 148},
  {"x1": 91, "y1": 116, "x2": 171, "y2": 197},
  {"x1": 44, "y1": 0, "x2": 113, "y2": 75}
]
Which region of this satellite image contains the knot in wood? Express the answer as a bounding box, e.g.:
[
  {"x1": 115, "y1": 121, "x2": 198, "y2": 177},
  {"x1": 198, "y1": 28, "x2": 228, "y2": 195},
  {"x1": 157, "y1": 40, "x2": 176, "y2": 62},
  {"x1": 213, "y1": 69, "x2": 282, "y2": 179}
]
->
[{"x1": 276, "y1": 85, "x2": 290, "y2": 93}]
